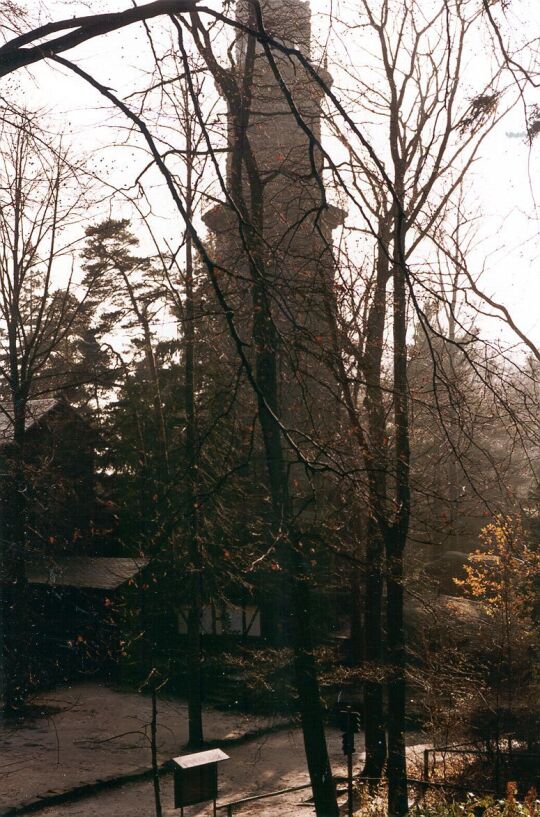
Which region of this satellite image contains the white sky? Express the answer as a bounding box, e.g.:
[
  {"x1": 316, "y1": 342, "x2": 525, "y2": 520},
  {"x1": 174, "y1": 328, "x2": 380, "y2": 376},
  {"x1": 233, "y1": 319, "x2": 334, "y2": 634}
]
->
[{"x1": 5, "y1": 0, "x2": 540, "y2": 347}]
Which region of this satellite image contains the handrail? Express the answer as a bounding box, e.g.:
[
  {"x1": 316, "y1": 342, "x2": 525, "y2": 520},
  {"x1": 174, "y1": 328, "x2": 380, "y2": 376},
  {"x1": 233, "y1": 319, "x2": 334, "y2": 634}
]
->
[
  {"x1": 428, "y1": 748, "x2": 540, "y2": 757},
  {"x1": 217, "y1": 775, "x2": 503, "y2": 816},
  {"x1": 216, "y1": 782, "x2": 312, "y2": 816},
  {"x1": 423, "y1": 745, "x2": 540, "y2": 795},
  {"x1": 423, "y1": 746, "x2": 540, "y2": 780}
]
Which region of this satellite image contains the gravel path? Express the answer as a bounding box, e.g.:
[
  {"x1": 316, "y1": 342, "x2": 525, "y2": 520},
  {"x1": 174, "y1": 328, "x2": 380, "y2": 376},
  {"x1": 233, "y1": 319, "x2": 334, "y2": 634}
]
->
[
  {"x1": 35, "y1": 727, "x2": 353, "y2": 817},
  {"x1": 1, "y1": 682, "x2": 429, "y2": 817},
  {"x1": 0, "y1": 683, "x2": 289, "y2": 814},
  {"x1": 28, "y1": 728, "x2": 429, "y2": 817}
]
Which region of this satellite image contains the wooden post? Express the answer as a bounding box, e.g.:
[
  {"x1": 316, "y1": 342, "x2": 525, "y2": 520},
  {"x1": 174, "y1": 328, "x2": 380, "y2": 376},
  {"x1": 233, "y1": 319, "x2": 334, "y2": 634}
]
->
[
  {"x1": 347, "y1": 741, "x2": 354, "y2": 817},
  {"x1": 423, "y1": 749, "x2": 430, "y2": 783}
]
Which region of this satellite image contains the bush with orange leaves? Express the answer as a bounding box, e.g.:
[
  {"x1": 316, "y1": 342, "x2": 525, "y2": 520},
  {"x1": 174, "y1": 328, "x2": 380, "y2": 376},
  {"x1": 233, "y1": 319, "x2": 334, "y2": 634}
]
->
[{"x1": 456, "y1": 514, "x2": 540, "y2": 753}]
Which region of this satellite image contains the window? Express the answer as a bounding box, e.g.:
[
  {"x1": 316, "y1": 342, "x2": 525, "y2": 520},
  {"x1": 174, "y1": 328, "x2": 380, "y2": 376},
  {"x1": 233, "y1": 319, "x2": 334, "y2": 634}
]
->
[{"x1": 178, "y1": 603, "x2": 261, "y2": 637}]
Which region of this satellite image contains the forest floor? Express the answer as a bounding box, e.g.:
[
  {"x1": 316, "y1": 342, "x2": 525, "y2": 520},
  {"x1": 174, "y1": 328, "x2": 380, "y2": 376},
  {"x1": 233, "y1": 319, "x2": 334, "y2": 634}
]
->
[{"x1": 0, "y1": 682, "x2": 429, "y2": 817}]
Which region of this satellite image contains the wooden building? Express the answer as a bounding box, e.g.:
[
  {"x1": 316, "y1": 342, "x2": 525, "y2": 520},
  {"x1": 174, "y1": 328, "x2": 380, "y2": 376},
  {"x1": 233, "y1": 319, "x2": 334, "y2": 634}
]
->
[
  {"x1": 27, "y1": 556, "x2": 148, "y2": 685},
  {"x1": 0, "y1": 397, "x2": 98, "y2": 556}
]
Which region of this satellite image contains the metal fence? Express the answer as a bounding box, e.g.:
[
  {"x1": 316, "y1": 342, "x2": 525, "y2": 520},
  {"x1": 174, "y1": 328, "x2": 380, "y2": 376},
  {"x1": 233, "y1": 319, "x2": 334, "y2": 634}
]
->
[
  {"x1": 216, "y1": 782, "x2": 313, "y2": 817},
  {"x1": 423, "y1": 746, "x2": 540, "y2": 796},
  {"x1": 214, "y1": 751, "x2": 540, "y2": 817},
  {"x1": 215, "y1": 775, "x2": 491, "y2": 816}
]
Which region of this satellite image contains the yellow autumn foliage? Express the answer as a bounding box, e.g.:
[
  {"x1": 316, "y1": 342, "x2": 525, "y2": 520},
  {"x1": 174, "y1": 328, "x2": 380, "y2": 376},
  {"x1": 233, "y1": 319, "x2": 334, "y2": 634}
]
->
[{"x1": 457, "y1": 514, "x2": 540, "y2": 631}]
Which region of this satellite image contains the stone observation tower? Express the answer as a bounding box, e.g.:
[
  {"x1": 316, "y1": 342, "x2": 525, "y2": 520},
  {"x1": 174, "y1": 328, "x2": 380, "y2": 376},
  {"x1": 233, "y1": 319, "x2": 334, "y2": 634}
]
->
[{"x1": 203, "y1": 0, "x2": 343, "y2": 489}]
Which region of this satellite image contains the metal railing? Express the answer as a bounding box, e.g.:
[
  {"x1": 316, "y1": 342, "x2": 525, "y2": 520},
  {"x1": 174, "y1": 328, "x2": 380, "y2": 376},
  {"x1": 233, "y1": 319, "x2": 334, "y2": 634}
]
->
[
  {"x1": 423, "y1": 746, "x2": 540, "y2": 795},
  {"x1": 216, "y1": 770, "x2": 522, "y2": 817},
  {"x1": 216, "y1": 782, "x2": 313, "y2": 816}
]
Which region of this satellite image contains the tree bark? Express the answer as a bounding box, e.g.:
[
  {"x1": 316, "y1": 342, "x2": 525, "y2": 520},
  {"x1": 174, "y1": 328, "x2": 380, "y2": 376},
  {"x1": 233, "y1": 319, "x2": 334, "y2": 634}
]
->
[
  {"x1": 386, "y1": 204, "x2": 410, "y2": 817},
  {"x1": 291, "y1": 546, "x2": 340, "y2": 817},
  {"x1": 349, "y1": 518, "x2": 363, "y2": 667},
  {"x1": 361, "y1": 215, "x2": 391, "y2": 780},
  {"x1": 1, "y1": 394, "x2": 29, "y2": 715},
  {"x1": 184, "y1": 104, "x2": 204, "y2": 749},
  {"x1": 385, "y1": 530, "x2": 407, "y2": 817},
  {"x1": 362, "y1": 517, "x2": 387, "y2": 780},
  {"x1": 150, "y1": 676, "x2": 163, "y2": 817},
  {"x1": 251, "y1": 241, "x2": 338, "y2": 817}
]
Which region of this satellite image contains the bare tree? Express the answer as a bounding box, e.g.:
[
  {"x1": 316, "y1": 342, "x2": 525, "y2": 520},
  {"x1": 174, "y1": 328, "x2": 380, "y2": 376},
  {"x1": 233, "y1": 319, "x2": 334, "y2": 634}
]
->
[
  {"x1": 0, "y1": 110, "x2": 98, "y2": 714},
  {"x1": 316, "y1": 0, "x2": 536, "y2": 811}
]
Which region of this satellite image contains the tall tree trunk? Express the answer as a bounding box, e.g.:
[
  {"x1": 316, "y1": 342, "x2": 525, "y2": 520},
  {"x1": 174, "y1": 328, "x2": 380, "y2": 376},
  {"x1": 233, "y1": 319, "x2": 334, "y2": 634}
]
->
[
  {"x1": 251, "y1": 235, "x2": 338, "y2": 817},
  {"x1": 349, "y1": 516, "x2": 363, "y2": 667},
  {"x1": 291, "y1": 545, "x2": 340, "y2": 817},
  {"x1": 385, "y1": 529, "x2": 407, "y2": 817},
  {"x1": 362, "y1": 518, "x2": 387, "y2": 780},
  {"x1": 189, "y1": 9, "x2": 339, "y2": 808},
  {"x1": 1, "y1": 395, "x2": 28, "y2": 715},
  {"x1": 253, "y1": 320, "x2": 339, "y2": 815},
  {"x1": 184, "y1": 110, "x2": 204, "y2": 749},
  {"x1": 150, "y1": 673, "x2": 163, "y2": 817},
  {"x1": 361, "y1": 214, "x2": 391, "y2": 780},
  {"x1": 386, "y1": 204, "x2": 410, "y2": 817}
]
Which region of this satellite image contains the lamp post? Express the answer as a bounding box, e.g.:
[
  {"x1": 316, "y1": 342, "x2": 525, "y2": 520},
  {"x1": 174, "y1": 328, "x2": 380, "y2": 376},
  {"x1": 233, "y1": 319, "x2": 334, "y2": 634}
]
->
[{"x1": 339, "y1": 705, "x2": 361, "y2": 817}]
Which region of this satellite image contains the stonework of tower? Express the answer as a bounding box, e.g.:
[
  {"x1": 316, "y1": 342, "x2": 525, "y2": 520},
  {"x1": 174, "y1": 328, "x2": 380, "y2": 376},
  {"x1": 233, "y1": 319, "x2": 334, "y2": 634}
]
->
[{"x1": 204, "y1": 0, "x2": 343, "y2": 471}]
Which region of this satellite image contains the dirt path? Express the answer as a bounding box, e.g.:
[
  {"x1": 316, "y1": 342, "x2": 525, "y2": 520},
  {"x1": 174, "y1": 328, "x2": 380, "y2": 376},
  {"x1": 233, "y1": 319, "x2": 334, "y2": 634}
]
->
[
  {"x1": 1, "y1": 682, "x2": 429, "y2": 817},
  {"x1": 23, "y1": 728, "x2": 429, "y2": 817},
  {"x1": 32, "y1": 727, "x2": 353, "y2": 817},
  {"x1": 0, "y1": 683, "x2": 289, "y2": 814}
]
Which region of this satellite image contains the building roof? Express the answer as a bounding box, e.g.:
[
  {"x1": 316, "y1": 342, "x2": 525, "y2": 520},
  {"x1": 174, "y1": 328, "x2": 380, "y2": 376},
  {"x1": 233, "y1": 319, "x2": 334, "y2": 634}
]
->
[
  {"x1": 0, "y1": 398, "x2": 60, "y2": 444},
  {"x1": 27, "y1": 557, "x2": 149, "y2": 590}
]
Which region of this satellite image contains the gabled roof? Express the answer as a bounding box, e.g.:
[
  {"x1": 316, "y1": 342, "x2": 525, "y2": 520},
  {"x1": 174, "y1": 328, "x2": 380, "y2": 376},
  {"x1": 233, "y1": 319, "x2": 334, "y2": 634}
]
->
[
  {"x1": 27, "y1": 557, "x2": 149, "y2": 590},
  {"x1": 0, "y1": 398, "x2": 60, "y2": 444}
]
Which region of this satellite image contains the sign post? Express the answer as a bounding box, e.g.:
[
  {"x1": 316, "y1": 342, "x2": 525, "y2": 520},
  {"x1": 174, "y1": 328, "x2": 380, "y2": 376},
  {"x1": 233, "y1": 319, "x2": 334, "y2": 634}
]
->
[
  {"x1": 339, "y1": 706, "x2": 361, "y2": 817},
  {"x1": 172, "y1": 748, "x2": 229, "y2": 816}
]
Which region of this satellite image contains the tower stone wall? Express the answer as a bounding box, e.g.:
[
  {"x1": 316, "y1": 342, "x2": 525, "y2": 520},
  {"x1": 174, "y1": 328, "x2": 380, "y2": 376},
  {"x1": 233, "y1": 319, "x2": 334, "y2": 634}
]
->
[{"x1": 203, "y1": 0, "x2": 343, "y2": 511}]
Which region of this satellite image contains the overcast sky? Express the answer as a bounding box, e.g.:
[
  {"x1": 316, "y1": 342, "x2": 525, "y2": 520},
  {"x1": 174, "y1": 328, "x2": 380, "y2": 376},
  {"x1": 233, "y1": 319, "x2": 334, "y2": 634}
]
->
[{"x1": 7, "y1": 0, "x2": 540, "y2": 348}]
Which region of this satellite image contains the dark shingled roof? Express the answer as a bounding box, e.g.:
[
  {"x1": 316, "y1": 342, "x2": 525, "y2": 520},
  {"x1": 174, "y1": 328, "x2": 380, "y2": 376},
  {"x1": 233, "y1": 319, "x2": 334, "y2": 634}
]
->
[
  {"x1": 27, "y1": 557, "x2": 149, "y2": 590},
  {"x1": 0, "y1": 398, "x2": 59, "y2": 444}
]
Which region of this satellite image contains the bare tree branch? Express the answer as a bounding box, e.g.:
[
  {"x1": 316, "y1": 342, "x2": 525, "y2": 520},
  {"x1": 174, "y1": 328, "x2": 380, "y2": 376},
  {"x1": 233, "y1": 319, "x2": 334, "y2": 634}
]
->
[{"x1": 0, "y1": 0, "x2": 198, "y2": 78}]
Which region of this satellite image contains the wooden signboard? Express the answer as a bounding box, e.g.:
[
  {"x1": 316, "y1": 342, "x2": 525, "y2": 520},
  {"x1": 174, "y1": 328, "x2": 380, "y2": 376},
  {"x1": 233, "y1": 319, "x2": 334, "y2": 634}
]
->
[{"x1": 172, "y1": 748, "x2": 229, "y2": 812}]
